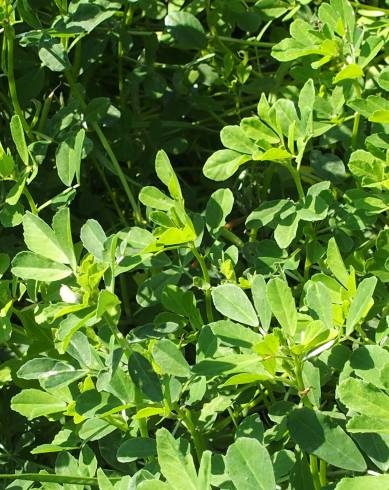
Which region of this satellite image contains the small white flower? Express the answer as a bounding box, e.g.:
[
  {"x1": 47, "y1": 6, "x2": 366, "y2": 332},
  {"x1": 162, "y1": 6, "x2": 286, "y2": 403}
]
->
[{"x1": 60, "y1": 285, "x2": 81, "y2": 304}]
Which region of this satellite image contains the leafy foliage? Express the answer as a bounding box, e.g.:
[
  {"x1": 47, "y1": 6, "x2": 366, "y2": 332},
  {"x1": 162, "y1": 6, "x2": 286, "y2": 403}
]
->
[{"x1": 0, "y1": 0, "x2": 389, "y2": 488}]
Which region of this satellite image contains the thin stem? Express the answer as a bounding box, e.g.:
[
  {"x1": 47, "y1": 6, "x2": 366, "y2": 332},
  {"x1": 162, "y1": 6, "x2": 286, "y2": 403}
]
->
[
  {"x1": 217, "y1": 35, "x2": 274, "y2": 48},
  {"x1": 91, "y1": 155, "x2": 128, "y2": 227},
  {"x1": 5, "y1": 24, "x2": 31, "y2": 138},
  {"x1": 65, "y1": 70, "x2": 142, "y2": 224},
  {"x1": 350, "y1": 2, "x2": 389, "y2": 13},
  {"x1": 104, "y1": 313, "x2": 131, "y2": 358},
  {"x1": 309, "y1": 455, "x2": 322, "y2": 490},
  {"x1": 190, "y1": 243, "x2": 213, "y2": 323},
  {"x1": 287, "y1": 162, "x2": 305, "y2": 200},
  {"x1": 23, "y1": 188, "x2": 38, "y2": 214},
  {"x1": 219, "y1": 228, "x2": 244, "y2": 248},
  {"x1": 178, "y1": 408, "x2": 206, "y2": 463},
  {"x1": 295, "y1": 356, "x2": 323, "y2": 488},
  {"x1": 0, "y1": 474, "x2": 119, "y2": 486},
  {"x1": 319, "y1": 459, "x2": 327, "y2": 486},
  {"x1": 351, "y1": 81, "x2": 362, "y2": 149}
]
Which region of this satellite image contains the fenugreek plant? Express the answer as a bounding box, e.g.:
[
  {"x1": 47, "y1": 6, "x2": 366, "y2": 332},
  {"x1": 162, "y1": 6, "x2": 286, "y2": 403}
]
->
[{"x1": 0, "y1": 0, "x2": 389, "y2": 489}]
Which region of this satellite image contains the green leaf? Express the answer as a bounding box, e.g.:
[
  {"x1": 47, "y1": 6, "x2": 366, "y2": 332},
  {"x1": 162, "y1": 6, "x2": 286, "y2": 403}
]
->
[
  {"x1": 52, "y1": 207, "x2": 77, "y2": 270},
  {"x1": 165, "y1": 12, "x2": 207, "y2": 50},
  {"x1": 155, "y1": 150, "x2": 182, "y2": 201},
  {"x1": 245, "y1": 199, "x2": 289, "y2": 229},
  {"x1": 139, "y1": 186, "x2": 176, "y2": 211},
  {"x1": 348, "y1": 96, "x2": 389, "y2": 120},
  {"x1": 11, "y1": 389, "x2": 67, "y2": 419},
  {"x1": 335, "y1": 475, "x2": 389, "y2": 490},
  {"x1": 156, "y1": 428, "x2": 198, "y2": 490},
  {"x1": 80, "y1": 219, "x2": 107, "y2": 261},
  {"x1": 334, "y1": 64, "x2": 363, "y2": 84},
  {"x1": 211, "y1": 284, "x2": 258, "y2": 327},
  {"x1": 197, "y1": 451, "x2": 212, "y2": 490},
  {"x1": 266, "y1": 278, "x2": 297, "y2": 336},
  {"x1": 205, "y1": 188, "x2": 234, "y2": 233},
  {"x1": 338, "y1": 378, "x2": 389, "y2": 420},
  {"x1": 274, "y1": 211, "x2": 299, "y2": 249},
  {"x1": 38, "y1": 35, "x2": 70, "y2": 72},
  {"x1": 378, "y1": 67, "x2": 389, "y2": 91},
  {"x1": 257, "y1": 148, "x2": 292, "y2": 162},
  {"x1": 0, "y1": 148, "x2": 15, "y2": 178},
  {"x1": 117, "y1": 437, "x2": 157, "y2": 462},
  {"x1": 369, "y1": 110, "x2": 389, "y2": 124},
  {"x1": 23, "y1": 211, "x2": 69, "y2": 263},
  {"x1": 97, "y1": 468, "x2": 114, "y2": 490},
  {"x1": 128, "y1": 352, "x2": 163, "y2": 402},
  {"x1": 305, "y1": 281, "x2": 333, "y2": 329},
  {"x1": 10, "y1": 115, "x2": 28, "y2": 165},
  {"x1": 57, "y1": 0, "x2": 121, "y2": 34},
  {"x1": 251, "y1": 275, "x2": 271, "y2": 331},
  {"x1": 302, "y1": 361, "x2": 321, "y2": 407},
  {"x1": 17, "y1": 358, "x2": 86, "y2": 389},
  {"x1": 240, "y1": 117, "x2": 279, "y2": 146},
  {"x1": 326, "y1": 238, "x2": 349, "y2": 287},
  {"x1": 12, "y1": 252, "x2": 72, "y2": 282},
  {"x1": 298, "y1": 79, "x2": 315, "y2": 136},
  {"x1": 203, "y1": 149, "x2": 250, "y2": 181},
  {"x1": 96, "y1": 290, "x2": 120, "y2": 319},
  {"x1": 56, "y1": 129, "x2": 85, "y2": 186},
  {"x1": 137, "y1": 481, "x2": 171, "y2": 490},
  {"x1": 225, "y1": 437, "x2": 275, "y2": 490},
  {"x1": 346, "y1": 277, "x2": 377, "y2": 335},
  {"x1": 347, "y1": 415, "x2": 389, "y2": 434},
  {"x1": 152, "y1": 339, "x2": 191, "y2": 378},
  {"x1": 220, "y1": 125, "x2": 256, "y2": 154},
  {"x1": 288, "y1": 408, "x2": 366, "y2": 472}
]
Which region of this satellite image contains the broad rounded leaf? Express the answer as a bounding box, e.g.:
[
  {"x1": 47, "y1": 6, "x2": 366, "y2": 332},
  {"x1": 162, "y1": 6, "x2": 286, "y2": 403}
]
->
[
  {"x1": 225, "y1": 437, "x2": 275, "y2": 490},
  {"x1": 11, "y1": 389, "x2": 67, "y2": 419},
  {"x1": 212, "y1": 284, "x2": 258, "y2": 327},
  {"x1": 12, "y1": 252, "x2": 72, "y2": 282},
  {"x1": 165, "y1": 12, "x2": 206, "y2": 50},
  {"x1": 266, "y1": 278, "x2": 297, "y2": 336},
  {"x1": 203, "y1": 149, "x2": 250, "y2": 181},
  {"x1": 23, "y1": 212, "x2": 69, "y2": 263},
  {"x1": 288, "y1": 408, "x2": 366, "y2": 472},
  {"x1": 117, "y1": 437, "x2": 157, "y2": 462},
  {"x1": 152, "y1": 339, "x2": 191, "y2": 378}
]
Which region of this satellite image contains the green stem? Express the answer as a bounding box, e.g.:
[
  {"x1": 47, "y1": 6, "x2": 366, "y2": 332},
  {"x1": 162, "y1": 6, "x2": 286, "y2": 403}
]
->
[
  {"x1": 0, "y1": 474, "x2": 120, "y2": 486},
  {"x1": 65, "y1": 70, "x2": 142, "y2": 224},
  {"x1": 179, "y1": 408, "x2": 206, "y2": 463},
  {"x1": 104, "y1": 313, "x2": 131, "y2": 358},
  {"x1": 351, "y1": 81, "x2": 362, "y2": 149},
  {"x1": 295, "y1": 357, "x2": 323, "y2": 488},
  {"x1": 134, "y1": 389, "x2": 149, "y2": 438},
  {"x1": 219, "y1": 228, "x2": 244, "y2": 248},
  {"x1": 309, "y1": 455, "x2": 322, "y2": 490},
  {"x1": 23, "y1": 188, "x2": 38, "y2": 214},
  {"x1": 190, "y1": 243, "x2": 213, "y2": 323},
  {"x1": 5, "y1": 24, "x2": 31, "y2": 138},
  {"x1": 118, "y1": 3, "x2": 133, "y2": 109},
  {"x1": 217, "y1": 35, "x2": 274, "y2": 48},
  {"x1": 319, "y1": 459, "x2": 327, "y2": 486},
  {"x1": 350, "y1": 2, "x2": 389, "y2": 13},
  {"x1": 287, "y1": 162, "x2": 305, "y2": 200},
  {"x1": 249, "y1": 228, "x2": 258, "y2": 242}
]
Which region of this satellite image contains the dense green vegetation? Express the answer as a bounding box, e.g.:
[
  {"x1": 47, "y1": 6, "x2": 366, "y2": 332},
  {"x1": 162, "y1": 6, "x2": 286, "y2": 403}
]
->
[{"x1": 1, "y1": 0, "x2": 389, "y2": 488}]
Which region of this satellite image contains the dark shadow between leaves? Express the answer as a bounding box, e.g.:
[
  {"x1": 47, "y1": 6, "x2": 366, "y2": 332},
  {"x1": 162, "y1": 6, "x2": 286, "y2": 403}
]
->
[
  {"x1": 287, "y1": 408, "x2": 325, "y2": 453},
  {"x1": 193, "y1": 360, "x2": 236, "y2": 377},
  {"x1": 350, "y1": 346, "x2": 375, "y2": 371}
]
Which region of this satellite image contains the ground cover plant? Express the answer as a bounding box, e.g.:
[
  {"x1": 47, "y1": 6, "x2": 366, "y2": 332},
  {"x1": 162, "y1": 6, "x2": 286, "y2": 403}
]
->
[{"x1": 0, "y1": 0, "x2": 389, "y2": 488}]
